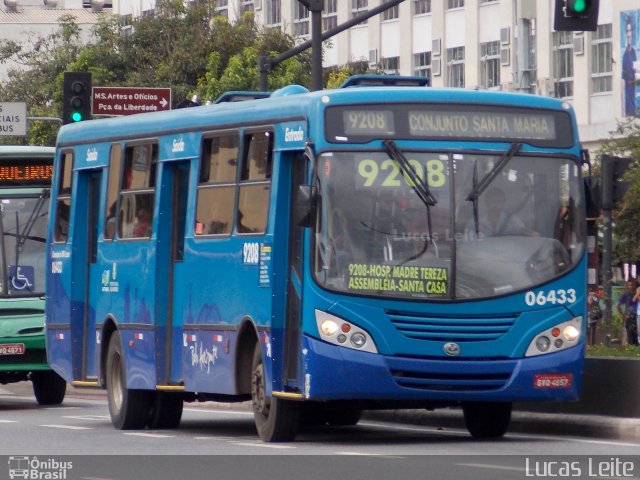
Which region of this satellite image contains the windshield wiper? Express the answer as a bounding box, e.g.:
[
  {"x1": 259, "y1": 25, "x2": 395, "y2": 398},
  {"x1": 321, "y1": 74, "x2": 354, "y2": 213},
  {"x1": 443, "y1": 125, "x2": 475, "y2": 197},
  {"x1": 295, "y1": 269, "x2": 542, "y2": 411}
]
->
[
  {"x1": 383, "y1": 140, "x2": 437, "y2": 207},
  {"x1": 466, "y1": 142, "x2": 522, "y2": 235},
  {"x1": 382, "y1": 140, "x2": 436, "y2": 265}
]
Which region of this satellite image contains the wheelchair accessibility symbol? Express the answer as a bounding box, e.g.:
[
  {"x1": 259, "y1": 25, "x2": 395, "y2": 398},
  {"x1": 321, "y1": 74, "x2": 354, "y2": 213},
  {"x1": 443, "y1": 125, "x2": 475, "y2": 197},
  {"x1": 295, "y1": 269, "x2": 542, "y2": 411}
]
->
[{"x1": 9, "y1": 266, "x2": 35, "y2": 292}]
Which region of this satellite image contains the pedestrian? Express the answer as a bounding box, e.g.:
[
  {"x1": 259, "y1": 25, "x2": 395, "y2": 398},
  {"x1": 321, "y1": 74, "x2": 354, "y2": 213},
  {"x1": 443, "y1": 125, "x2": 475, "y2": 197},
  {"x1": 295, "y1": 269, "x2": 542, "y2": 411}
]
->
[
  {"x1": 587, "y1": 287, "x2": 603, "y2": 345},
  {"x1": 617, "y1": 280, "x2": 638, "y2": 346}
]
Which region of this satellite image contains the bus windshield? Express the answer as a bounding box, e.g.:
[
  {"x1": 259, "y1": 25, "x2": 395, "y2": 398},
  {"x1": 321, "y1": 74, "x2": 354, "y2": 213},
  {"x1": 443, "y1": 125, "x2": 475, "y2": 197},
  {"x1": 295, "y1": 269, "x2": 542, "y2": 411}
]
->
[
  {"x1": 314, "y1": 150, "x2": 584, "y2": 300},
  {"x1": 0, "y1": 194, "x2": 48, "y2": 296}
]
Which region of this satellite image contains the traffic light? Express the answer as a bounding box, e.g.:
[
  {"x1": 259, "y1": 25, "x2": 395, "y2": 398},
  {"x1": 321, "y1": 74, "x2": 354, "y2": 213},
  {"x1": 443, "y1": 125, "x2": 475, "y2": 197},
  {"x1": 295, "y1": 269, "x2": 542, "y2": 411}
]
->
[
  {"x1": 600, "y1": 155, "x2": 632, "y2": 210},
  {"x1": 554, "y1": 0, "x2": 599, "y2": 31},
  {"x1": 62, "y1": 72, "x2": 92, "y2": 125}
]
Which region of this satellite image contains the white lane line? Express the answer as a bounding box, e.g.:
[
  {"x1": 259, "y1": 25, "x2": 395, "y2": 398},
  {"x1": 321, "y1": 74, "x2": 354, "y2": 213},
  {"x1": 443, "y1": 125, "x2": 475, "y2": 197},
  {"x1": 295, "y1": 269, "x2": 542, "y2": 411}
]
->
[
  {"x1": 184, "y1": 408, "x2": 253, "y2": 416},
  {"x1": 193, "y1": 436, "x2": 236, "y2": 441},
  {"x1": 457, "y1": 463, "x2": 525, "y2": 473},
  {"x1": 0, "y1": 420, "x2": 18, "y2": 423},
  {"x1": 229, "y1": 442, "x2": 296, "y2": 449},
  {"x1": 63, "y1": 415, "x2": 111, "y2": 421},
  {"x1": 122, "y1": 432, "x2": 174, "y2": 438},
  {"x1": 44, "y1": 406, "x2": 82, "y2": 410},
  {"x1": 41, "y1": 424, "x2": 92, "y2": 430}
]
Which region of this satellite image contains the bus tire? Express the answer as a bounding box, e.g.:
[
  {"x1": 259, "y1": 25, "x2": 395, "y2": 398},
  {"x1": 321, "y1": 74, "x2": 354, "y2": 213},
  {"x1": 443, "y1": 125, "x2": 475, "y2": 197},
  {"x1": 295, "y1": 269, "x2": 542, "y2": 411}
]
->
[
  {"x1": 251, "y1": 343, "x2": 300, "y2": 442},
  {"x1": 462, "y1": 401, "x2": 512, "y2": 439},
  {"x1": 32, "y1": 370, "x2": 66, "y2": 406},
  {"x1": 147, "y1": 392, "x2": 183, "y2": 429},
  {"x1": 106, "y1": 331, "x2": 152, "y2": 430}
]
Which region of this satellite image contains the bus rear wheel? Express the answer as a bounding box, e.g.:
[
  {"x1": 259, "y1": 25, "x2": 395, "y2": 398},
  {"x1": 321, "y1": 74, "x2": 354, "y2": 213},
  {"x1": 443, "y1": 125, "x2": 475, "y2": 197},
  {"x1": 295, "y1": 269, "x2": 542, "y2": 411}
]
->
[
  {"x1": 32, "y1": 370, "x2": 66, "y2": 406},
  {"x1": 251, "y1": 343, "x2": 300, "y2": 442},
  {"x1": 462, "y1": 401, "x2": 512, "y2": 439},
  {"x1": 106, "y1": 331, "x2": 152, "y2": 430}
]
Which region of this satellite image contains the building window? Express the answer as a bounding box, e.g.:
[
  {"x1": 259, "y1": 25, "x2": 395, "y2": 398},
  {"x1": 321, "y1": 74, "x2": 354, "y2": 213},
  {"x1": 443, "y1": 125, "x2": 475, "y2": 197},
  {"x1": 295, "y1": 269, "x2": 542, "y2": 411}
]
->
[
  {"x1": 552, "y1": 31, "x2": 573, "y2": 98},
  {"x1": 414, "y1": 51, "x2": 431, "y2": 79},
  {"x1": 293, "y1": 2, "x2": 309, "y2": 37},
  {"x1": 381, "y1": 56, "x2": 400, "y2": 73},
  {"x1": 214, "y1": 0, "x2": 228, "y2": 17},
  {"x1": 414, "y1": 0, "x2": 430, "y2": 15},
  {"x1": 591, "y1": 24, "x2": 612, "y2": 94},
  {"x1": 240, "y1": 0, "x2": 254, "y2": 14},
  {"x1": 447, "y1": 0, "x2": 464, "y2": 9},
  {"x1": 480, "y1": 41, "x2": 500, "y2": 88},
  {"x1": 446, "y1": 47, "x2": 465, "y2": 87},
  {"x1": 382, "y1": 0, "x2": 399, "y2": 21},
  {"x1": 266, "y1": 0, "x2": 281, "y2": 27},
  {"x1": 323, "y1": 0, "x2": 337, "y2": 31},
  {"x1": 352, "y1": 0, "x2": 368, "y2": 25}
]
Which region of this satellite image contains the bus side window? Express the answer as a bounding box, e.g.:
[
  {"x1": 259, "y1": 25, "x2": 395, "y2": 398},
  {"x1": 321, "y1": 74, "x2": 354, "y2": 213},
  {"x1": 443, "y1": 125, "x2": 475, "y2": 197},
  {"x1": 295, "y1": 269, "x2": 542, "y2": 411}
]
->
[
  {"x1": 104, "y1": 143, "x2": 122, "y2": 240},
  {"x1": 237, "y1": 130, "x2": 273, "y2": 234},
  {"x1": 53, "y1": 151, "x2": 73, "y2": 243},
  {"x1": 195, "y1": 133, "x2": 238, "y2": 236},
  {"x1": 118, "y1": 143, "x2": 157, "y2": 239}
]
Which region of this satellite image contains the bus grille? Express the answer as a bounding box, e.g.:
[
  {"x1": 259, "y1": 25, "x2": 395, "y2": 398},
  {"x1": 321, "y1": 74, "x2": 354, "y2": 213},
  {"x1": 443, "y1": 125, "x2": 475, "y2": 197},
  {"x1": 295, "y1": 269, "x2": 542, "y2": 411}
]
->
[
  {"x1": 388, "y1": 359, "x2": 514, "y2": 392},
  {"x1": 388, "y1": 311, "x2": 516, "y2": 342}
]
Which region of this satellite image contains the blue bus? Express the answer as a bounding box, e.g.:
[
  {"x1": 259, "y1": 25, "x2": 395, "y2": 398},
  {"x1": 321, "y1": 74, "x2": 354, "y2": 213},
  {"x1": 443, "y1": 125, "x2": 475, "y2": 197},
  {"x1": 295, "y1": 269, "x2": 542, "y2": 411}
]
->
[
  {"x1": 0, "y1": 146, "x2": 66, "y2": 405},
  {"x1": 46, "y1": 76, "x2": 590, "y2": 441}
]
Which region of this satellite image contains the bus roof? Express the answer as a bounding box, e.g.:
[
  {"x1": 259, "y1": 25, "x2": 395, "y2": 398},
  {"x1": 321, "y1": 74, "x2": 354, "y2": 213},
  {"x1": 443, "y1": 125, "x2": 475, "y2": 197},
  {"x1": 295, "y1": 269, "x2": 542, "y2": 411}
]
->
[
  {"x1": 0, "y1": 145, "x2": 55, "y2": 158},
  {"x1": 56, "y1": 85, "x2": 573, "y2": 147}
]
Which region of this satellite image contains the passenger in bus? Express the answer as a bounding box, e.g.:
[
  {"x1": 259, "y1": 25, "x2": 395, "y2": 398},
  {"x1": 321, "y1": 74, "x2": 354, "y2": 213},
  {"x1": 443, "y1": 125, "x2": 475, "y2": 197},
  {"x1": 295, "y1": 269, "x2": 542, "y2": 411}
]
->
[
  {"x1": 132, "y1": 206, "x2": 151, "y2": 238},
  {"x1": 468, "y1": 188, "x2": 528, "y2": 238}
]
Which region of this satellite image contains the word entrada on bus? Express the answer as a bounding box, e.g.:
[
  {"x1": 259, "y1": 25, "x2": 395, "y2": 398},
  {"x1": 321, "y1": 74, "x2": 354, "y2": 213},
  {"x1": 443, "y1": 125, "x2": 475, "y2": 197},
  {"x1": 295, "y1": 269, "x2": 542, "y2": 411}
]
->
[{"x1": 46, "y1": 75, "x2": 592, "y2": 441}]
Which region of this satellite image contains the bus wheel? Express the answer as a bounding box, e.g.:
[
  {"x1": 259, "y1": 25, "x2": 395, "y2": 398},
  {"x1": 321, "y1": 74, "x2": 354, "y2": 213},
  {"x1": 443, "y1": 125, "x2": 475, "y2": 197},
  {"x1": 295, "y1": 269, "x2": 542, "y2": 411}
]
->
[
  {"x1": 462, "y1": 401, "x2": 512, "y2": 439},
  {"x1": 32, "y1": 371, "x2": 66, "y2": 405},
  {"x1": 106, "y1": 331, "x2": 152, "y2": 430},
  {"x1": 147, "y1": 392, "x2": 183, "y2": 429},
  {"x1": 250, "y1": 343, "x2": 300, "y2": 442}
]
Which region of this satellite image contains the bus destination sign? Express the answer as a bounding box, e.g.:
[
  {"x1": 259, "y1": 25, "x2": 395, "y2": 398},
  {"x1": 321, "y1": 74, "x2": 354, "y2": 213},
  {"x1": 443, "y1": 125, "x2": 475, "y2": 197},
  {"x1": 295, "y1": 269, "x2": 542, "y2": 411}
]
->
[
  {"x1": 326, "y1": 103, "x2": 573, "y2": 147},
  {"x1": 0, "y1": 159, "x2": 53, "y2": 186}
]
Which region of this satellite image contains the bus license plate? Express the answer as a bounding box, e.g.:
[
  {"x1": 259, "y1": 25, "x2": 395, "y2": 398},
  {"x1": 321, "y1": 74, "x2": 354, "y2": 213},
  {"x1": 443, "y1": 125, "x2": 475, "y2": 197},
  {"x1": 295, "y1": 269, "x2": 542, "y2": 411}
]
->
[
  {"x1": 0, "y1": 343, "x2": 25, "y2": 355},
  {"x1": 533, "y1": 373, "x2": 573, "y2": 389}
]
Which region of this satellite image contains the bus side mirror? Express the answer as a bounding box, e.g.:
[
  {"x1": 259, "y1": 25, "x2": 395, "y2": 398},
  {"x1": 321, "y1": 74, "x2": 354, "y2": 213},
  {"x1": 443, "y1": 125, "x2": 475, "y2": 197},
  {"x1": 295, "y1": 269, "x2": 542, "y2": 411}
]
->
[
  {"x1": 294, "y1": 185, "x2": 318, "y2": 228},
  {"x1": 585, "y1": 176, "x2": 601, "y2": 218}
]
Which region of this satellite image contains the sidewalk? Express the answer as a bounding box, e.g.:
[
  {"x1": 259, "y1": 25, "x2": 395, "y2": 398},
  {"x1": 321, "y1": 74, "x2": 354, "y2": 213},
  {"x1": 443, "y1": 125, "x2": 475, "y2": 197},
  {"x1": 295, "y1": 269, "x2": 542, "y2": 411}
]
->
[{"x1": 363, "y1": 408, "x2": 640, "y2": 443}]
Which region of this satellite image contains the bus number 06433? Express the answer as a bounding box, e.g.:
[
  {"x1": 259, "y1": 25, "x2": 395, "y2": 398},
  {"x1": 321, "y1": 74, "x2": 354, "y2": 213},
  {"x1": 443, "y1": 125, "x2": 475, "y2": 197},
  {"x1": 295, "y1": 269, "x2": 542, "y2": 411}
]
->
[{"x1": 525, "y1": 289, "x2": 577, "y2": 307}]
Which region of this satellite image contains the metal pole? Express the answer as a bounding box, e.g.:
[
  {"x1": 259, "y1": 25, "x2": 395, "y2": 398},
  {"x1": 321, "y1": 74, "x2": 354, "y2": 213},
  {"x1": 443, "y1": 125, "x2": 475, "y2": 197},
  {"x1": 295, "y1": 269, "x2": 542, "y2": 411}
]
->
[
  {"x1": 602, "y1": 208, "x2": 613, "y2": 346},
  {"x1": 310, "y1": 7, "x2": 323, "y2": 91}
]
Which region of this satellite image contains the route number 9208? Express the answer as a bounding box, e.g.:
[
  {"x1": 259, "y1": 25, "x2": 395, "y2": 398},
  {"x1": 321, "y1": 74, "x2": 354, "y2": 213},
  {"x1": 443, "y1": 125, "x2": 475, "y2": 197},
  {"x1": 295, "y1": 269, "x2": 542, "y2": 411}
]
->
[{"x1": 524, "y1": 289, "x2": 576, "y2": 306}]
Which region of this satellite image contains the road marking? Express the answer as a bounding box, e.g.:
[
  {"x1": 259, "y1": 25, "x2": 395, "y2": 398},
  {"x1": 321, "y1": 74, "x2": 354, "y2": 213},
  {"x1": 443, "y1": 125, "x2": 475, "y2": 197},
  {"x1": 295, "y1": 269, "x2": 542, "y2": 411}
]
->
[
  {"x1": 0, "y1": 419, "x2": 17, "y2": 423},
  {"x1": 63, "y1": 415, "x2": 111, "y2": 421},
  {"x1": 41, "y1": 424, "x2": 92, "y2": 430},
  {"x1": 193, "y1": 436, "x2": 236, "y2": 440},
  {"x1": 184, "y1": 407, "x2": 253, "y2": 416},
  {"x1": 45, "y1": 406, "x2": 82, "y2": 410},
  {"x1": 229, "y1": 442, "x2": 296, "y2": 449},
  {"x1": 457, "y1": 463, "x2": 525, "y2": 473},
  {"x1": 123, "y1": 432, "x2": 174, "y2": 438}
]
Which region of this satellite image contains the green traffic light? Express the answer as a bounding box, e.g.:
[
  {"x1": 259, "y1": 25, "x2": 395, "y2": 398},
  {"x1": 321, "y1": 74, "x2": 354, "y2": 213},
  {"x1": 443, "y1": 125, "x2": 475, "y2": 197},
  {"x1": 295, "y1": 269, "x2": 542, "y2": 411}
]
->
[
  {"x1": 71, "y1": 111, "x2": 83, "y2": 122},
  {"x1": 572, "y1": 0, "x2": 587, "y2": 13}
]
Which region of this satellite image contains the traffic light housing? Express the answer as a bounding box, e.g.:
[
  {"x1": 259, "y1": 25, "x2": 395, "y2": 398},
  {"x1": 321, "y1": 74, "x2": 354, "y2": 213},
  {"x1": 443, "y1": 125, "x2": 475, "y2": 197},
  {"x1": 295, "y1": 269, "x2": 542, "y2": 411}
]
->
[
  {"x1": 600, "y1": 155, "x2": 632, "y2": 210},
  {"x1": 554, "y1": 0, "x2": 599, "y2": 31},
  {"x1": 62, "y1": 72, "x2": 92, "y2": 125}
]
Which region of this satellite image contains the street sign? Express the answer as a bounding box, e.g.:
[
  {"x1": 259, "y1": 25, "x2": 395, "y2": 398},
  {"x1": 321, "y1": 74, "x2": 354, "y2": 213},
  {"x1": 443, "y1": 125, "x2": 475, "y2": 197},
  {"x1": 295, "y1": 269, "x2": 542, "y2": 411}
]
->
[
  {"x1": 0, "y1": 102, "x2": 27, "y2": 136},
  {"x1": 92, "y1": 87, "x2": 172, "y2": 116}
]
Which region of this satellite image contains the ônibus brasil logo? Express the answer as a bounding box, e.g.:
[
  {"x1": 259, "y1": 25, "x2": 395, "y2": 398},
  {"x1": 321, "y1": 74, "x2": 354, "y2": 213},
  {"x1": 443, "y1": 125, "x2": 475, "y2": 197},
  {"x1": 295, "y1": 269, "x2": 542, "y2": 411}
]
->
[{"x1": 8, "y1": 456, "x2": 73, "y2": 480}]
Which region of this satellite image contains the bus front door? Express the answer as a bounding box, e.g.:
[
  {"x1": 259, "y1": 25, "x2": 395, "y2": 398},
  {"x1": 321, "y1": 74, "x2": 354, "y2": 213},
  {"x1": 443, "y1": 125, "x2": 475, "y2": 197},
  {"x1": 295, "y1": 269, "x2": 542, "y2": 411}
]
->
[{"x1": 154, "y1": 161, "x2": 189, "y2": 386}]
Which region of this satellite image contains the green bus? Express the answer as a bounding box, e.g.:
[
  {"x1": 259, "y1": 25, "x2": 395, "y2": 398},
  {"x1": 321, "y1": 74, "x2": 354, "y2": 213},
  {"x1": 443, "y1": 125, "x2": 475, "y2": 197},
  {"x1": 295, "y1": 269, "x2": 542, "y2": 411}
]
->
[{"x1": 0, "y1": 146, "x2": 66, "y2": 404}]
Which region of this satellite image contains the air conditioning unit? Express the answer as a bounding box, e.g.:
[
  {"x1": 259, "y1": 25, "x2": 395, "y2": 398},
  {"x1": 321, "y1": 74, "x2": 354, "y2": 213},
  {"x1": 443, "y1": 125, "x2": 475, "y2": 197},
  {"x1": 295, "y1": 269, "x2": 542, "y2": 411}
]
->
[
  {"x1": 432, "y1": 38, "x2": 441, "y2": 57},
  {"x1": 573, "y1": 35, "x2": 584, "y2": 56},
  {"x1": 500, "y1": 27, "x2": 510, "y2": 46},
  {"x1": 432, "y1": 58, "x2": 441, "y2": 77},
  {"x1": 500, "y1": 47, "x2": 510, "y2": 66}
]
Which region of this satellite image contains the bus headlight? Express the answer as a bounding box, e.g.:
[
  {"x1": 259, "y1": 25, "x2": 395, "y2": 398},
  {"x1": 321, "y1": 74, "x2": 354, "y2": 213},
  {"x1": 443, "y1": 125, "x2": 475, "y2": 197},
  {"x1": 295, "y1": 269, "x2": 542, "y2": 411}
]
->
[
  {"x1": 525, "y1": 317, "x2": 582, "y2": 357},
  {"x1": 315, "y1": 310, "x2": 378, "y2": 353}
]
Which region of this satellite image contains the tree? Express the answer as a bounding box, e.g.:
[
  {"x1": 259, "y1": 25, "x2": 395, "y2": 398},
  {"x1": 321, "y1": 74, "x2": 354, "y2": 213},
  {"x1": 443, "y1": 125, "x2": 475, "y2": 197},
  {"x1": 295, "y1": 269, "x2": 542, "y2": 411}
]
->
[
  {"x1": 0, "y1": 3, "x2": 310, "y2": 145},
  {"x1": 597, "y1": 117, "x2": 640, "y2": 264}
]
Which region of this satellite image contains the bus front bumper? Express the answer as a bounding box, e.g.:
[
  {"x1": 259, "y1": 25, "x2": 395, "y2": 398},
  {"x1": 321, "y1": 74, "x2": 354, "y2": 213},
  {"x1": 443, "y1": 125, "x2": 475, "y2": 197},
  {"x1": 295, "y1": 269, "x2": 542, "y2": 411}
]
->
[{"x1": 301, "y1": 335, "x2": 583, "y2": 403}]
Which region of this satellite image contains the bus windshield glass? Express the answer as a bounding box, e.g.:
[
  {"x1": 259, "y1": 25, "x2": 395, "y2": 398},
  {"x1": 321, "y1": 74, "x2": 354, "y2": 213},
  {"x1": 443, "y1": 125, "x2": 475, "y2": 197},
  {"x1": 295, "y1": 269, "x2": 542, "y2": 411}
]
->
[
  {"x1": 314, "y1": 150, "x2": 584, "y2": 300},
  {"x1": 0, "y1": 194, "x2": 48, "y2": 296}
]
